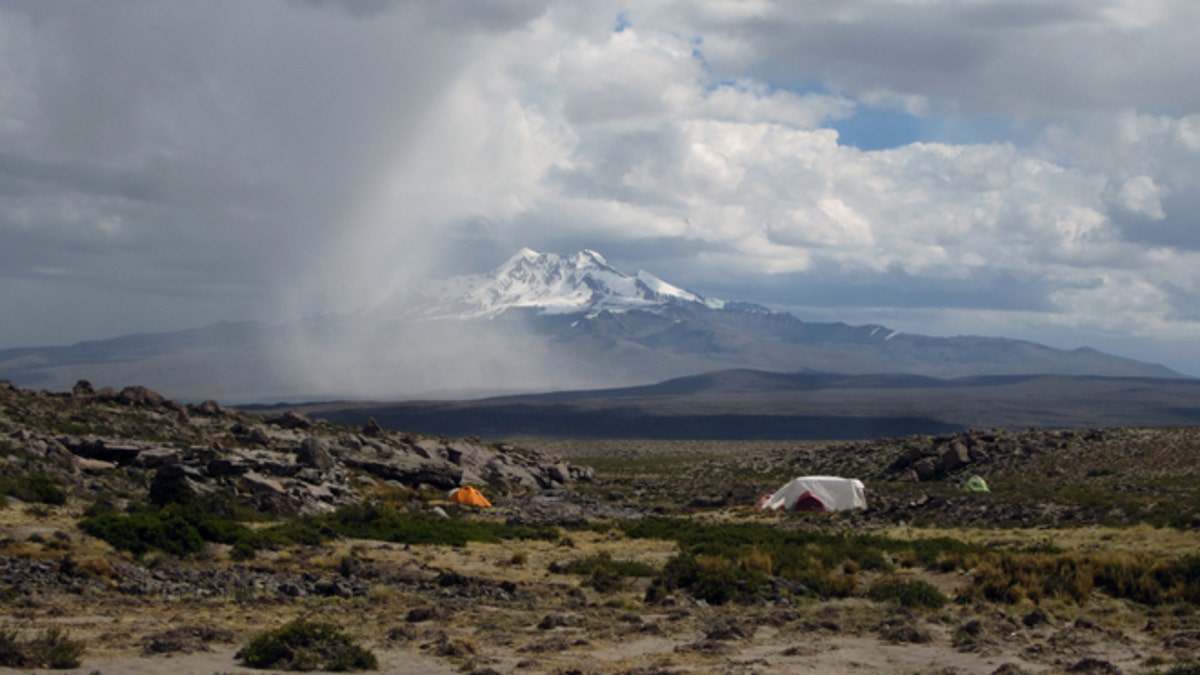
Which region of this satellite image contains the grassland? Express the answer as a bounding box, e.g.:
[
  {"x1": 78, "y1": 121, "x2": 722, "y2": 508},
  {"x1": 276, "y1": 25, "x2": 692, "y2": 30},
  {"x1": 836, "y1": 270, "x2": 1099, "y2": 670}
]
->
[{"x1": 4, "y1": 384, "x2": 1200, "y2": 672}]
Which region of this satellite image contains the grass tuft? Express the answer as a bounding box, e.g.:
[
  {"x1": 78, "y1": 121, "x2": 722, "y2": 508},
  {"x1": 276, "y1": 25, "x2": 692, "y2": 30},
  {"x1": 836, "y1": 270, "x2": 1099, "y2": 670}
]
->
[{"x1": 236, "y1": 619, "x2": 377, "y2": 671}]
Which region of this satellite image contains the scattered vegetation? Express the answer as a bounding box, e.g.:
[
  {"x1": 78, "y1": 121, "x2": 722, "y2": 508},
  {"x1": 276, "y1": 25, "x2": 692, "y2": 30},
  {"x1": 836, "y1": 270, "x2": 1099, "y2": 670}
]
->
[
  {"x1": 2, "y1": 470, "x2": 68, "y2": 506},
  {"x1": 325, "y1": 501, "x2": 559, "y2": 547},
  {"x1": 552, "y1": 551, "x2": 656, "y2": 592},
  {"x1": 236, "y1": 619, "x2": 377, "y2": 671},
  {"x1": 80, "y1": 494, "x2": 563, "y2": 560},
  {"x1": 79, "y1": 495, "x2": 325, "y2": 559},
  {"x1": 0, "y1": 627, "x2": 85, "y2": 669},
  {"x1": 867, "y1": 577, "x2": 947, "y2": 609},
  {"x1": 625, "y1": 517, "x2": 973, "y2": 604}
]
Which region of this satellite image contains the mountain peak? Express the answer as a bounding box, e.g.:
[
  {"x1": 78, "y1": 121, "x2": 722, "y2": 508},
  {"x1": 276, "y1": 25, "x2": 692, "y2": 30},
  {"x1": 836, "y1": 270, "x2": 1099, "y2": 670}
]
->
[{"x1": 417, "y1": 248, "x2": 724, "y2": 319}]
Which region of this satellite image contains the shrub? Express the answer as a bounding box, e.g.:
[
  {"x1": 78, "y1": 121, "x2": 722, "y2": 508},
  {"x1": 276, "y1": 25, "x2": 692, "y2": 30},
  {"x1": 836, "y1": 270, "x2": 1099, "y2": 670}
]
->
[
  {"x1": 0, "y1": 471, "x2": 67, "y2": 506},
  {"x1": 867, "y1": 577, "x2": 947, "y2": 609},
  {"x1": 0, "y1": 627, "x2": 85, "y2": 669},
  {"x1": 80, "y1": 510, "x2": 205, "y2": 558},
  {"x1": 323, "y1": 502, "x2": 557, "y2": 547},
  {"x1": 79, "y1": 497, "x2": 329, "y2": 559},
  {"x1": 656, "y1": 552, "x2": 758, "y2": 605},
  {"x1": 236, "y1": 619, "x2": 378, "y2": 671}
]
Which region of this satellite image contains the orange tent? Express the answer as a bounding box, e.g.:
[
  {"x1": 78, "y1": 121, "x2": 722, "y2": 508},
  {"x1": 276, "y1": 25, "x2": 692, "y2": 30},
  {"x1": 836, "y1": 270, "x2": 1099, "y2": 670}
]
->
[{"x1": 448, "y1": 486, "x2": 492, "y2": 507}]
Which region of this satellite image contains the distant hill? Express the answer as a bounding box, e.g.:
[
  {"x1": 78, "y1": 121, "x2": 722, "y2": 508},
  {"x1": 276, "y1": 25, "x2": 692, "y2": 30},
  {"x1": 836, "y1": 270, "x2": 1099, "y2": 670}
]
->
[
  {"x1": 273, "y1": 369, "x2": 1200, "y2": 440},
  {"x1": 0, "y1": 249, "x2": 1184, "y2": 403}
]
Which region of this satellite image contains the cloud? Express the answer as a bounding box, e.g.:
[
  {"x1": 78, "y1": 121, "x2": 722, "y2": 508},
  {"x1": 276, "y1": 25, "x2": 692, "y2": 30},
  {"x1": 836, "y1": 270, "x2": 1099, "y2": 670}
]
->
[{"x1": 1, "y1": 0, "x2": 1200, "y2": 380}]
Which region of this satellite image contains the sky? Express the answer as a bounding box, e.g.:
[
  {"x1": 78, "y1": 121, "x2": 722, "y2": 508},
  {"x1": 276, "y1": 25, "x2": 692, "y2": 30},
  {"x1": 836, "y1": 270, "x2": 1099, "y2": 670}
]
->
[{"x1": 2, "y1": 0, "x2": 1200, "y2": 376}]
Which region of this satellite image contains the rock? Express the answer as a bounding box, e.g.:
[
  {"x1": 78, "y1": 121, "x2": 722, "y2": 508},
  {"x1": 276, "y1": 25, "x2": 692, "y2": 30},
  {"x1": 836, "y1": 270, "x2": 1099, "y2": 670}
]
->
[
  {"x1": 343, "y1": 457, "x2": 463, "y2": 491},
  {"x1": 150, "y1": 463, "x2": 215, "y2": 505},
  {"x1": 207, "y1": 457, "x2": 253, "y2": 476},
  {"x1": 191, "y1": 400, "x2": 224, "y2": 416},
  {"x1": 238, "y1": 471, "x2": 296, "y2": 515},
  {"x1": 268, "y1": 411, "x2": 313, "y2": 430},
  {"x1": 537, "y1": 613, "x2": 583, "y2": 630},
  {"x1": 406, "y1": 606, "x2": 442, "y2": 623},
  {"x1": 72, "y1": 380, "x2": 95, "y2": 397},
  {"x1": 295, "y1": 437, "x2": 334, "y2": 472},
  {"x1": 362, "y1": 416, "x2": 384, "y2": 437},
  {"x1": 117, "y1": 385, "x2": 179, "y2": 410},
  {"x1": 911, "y1": 457, "x2": 939, "y2": 481},
  {"x1": 569, "y1": 465, "x2": 595, "y2": 482},
  {"x1": 67, "y1": 439, "x2": 144, "y2": 465},
  {"x1": 1066, "y1": 658, "x2": 1123, "y2": 674},
  {"x1": 547, "y1": 462, "x2": 571, "y2": 485},
  {"x1": 74, "y1": 457, "x2": 116, "y2": 473},
  {"x1": 1022, "y1": 607, "x2": 1050, "y2": 627},
  {"x1": 940, "y1": 441, "x2": 971, "y2": 472},
  {"x1": 136, "y1": 447, "x2": 183, "y2": 468}
]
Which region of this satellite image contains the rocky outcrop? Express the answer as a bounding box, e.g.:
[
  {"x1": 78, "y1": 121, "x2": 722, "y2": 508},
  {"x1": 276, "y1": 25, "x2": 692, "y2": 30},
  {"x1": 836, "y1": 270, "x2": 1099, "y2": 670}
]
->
[{"x1": 1, "y1": 381, "x2": 594, "y2": 516}]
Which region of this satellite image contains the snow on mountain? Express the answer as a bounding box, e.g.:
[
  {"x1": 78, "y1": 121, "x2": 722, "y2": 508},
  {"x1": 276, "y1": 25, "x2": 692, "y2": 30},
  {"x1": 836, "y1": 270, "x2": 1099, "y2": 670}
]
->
[{"x1": 400, "y1": 248, "x2": 726, "y2": 319}]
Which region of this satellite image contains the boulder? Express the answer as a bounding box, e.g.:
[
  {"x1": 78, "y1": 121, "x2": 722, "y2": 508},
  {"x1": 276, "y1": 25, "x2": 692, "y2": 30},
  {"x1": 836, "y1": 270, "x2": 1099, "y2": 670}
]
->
[
  {"x1": 268, "y1": 411, "x2": 313, "y2": 430},
  {"x1": 295, "y1": 437, "x2": 335, "y2": 472},
  {"x1": 150, "y1": 463, "x2": 214, "y2": 505},
  {"x1": 940, "y1": 441, "x2": 972, "y2": 472},
  {"x1": 135, "y1": 447, "x2": 184, "y2": 469},
  {"x1": 362, "y1": 417, "x2": 384, "y2": 437},
  {"x1": 117, "y1": 385, "x2": 181, "y2": 410},
  {"x1": 911, "y1": 457, "x2": 939, "y2": 481},
  {"x1": 191, "y1": 400, "x2": 225, "y2": 417},
  {"x1": 343, "y1": 456, "x2": 463, "y2": 491}
]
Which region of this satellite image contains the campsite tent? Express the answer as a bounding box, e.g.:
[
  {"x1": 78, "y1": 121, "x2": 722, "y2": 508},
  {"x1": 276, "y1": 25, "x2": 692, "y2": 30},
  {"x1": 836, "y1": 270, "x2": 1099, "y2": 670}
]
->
[
  {"x1": 963, "y1": 475, "x2": 990, "y2": 493},
  {"x1": 759, "y1": 476, "x2": 866, "y2": 512},
  {"x1": 448, "y1": 486, "x2": 492, "y2": 507}
]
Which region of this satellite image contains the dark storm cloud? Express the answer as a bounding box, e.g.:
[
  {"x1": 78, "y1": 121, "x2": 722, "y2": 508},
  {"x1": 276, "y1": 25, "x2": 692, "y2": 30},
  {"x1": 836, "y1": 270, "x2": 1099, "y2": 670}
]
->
[{"x1": 686, "y1": 0, "x2": 1200, "y2": 115}]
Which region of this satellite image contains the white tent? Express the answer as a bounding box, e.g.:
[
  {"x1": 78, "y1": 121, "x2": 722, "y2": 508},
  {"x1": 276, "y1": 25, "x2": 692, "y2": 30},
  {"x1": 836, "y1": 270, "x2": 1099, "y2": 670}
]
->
[{"x1": 759, "y1": 476, "x2": 867, "y2": 512}]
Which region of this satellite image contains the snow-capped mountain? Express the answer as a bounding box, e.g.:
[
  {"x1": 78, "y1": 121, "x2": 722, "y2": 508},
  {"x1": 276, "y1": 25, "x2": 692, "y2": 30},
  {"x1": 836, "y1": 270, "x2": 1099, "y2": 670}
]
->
[
  {"x1": 399, "y1": 248, "x2": 727, "y2": 320},
  {"x1": 0, "y1": 248, "x2": 1185, "y2": 403},
  {"x1": 378, "y1": 248, "x2": 1181, "y2": 380}
]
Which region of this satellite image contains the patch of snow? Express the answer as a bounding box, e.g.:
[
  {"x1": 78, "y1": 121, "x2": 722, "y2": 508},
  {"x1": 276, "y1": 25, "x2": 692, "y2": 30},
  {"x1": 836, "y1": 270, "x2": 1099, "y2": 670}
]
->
[{"x1": 377, "y1": 248, "x2": 731, "y2": 321}]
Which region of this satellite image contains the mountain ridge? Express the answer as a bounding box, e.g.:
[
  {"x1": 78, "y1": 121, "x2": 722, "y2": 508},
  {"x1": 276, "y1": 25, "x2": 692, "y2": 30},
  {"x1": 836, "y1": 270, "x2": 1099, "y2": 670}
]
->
[
  {"x1": 0, "y1": 248, "x2": 1187, "y2": 403},
  {"x1": 278, "y1": 368, "x2": 1200, "y2": 440}
]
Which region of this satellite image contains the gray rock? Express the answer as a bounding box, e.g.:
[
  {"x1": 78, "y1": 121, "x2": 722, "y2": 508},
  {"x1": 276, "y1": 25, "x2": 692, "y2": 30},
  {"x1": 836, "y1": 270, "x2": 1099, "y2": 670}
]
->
[
  {"x1": 150, "y1": 463, "x2": 215, "y2": 504},
  {"x1": 295, "y1": 437, "x2": 334, "y2": 472},
  {"x1": 136, "y1": 447, "x2": 183, "y2": 468}
]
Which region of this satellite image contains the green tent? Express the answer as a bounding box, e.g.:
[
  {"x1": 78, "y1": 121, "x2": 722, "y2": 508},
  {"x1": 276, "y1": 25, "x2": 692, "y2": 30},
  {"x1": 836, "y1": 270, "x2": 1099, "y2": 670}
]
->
[{"x1": 963, "y1": 475, "x2": 990, "y2": 493}]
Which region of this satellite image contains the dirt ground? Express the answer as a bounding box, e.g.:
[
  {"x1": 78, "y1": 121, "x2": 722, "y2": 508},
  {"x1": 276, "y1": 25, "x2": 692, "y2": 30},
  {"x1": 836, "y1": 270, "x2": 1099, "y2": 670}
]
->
[{"x1": 0, "y1": 511, "x2": 1188, "y2": 675}]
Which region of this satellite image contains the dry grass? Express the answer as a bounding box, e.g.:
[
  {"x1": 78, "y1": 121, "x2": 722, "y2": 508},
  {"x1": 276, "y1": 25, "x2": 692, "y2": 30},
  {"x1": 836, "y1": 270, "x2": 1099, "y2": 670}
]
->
[{"x1": 885, "y1": 524, "x2": 1200, "y2": 557}]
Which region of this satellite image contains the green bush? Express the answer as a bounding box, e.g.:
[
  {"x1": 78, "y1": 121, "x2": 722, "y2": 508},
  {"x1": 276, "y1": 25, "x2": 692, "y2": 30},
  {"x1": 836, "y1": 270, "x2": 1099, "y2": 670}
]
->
[
  {"x1": 236, "y1": 619, "x2": 377, "y2": 671},
  {"x1": 656, "y1": 552, "x2": 761, "y2": 605},
  {"x1": 554, "y1": 552, "x2": 656, "y2": 593},
  {"x1": 624, "y1": 517, "x2": 972, "y2": 604},
  {"x1": 79, "y1": 510, "x2": 205, "y2": 557},
  {"x1": 0, "y1": 471, "x2": 67, "y2": 506},
  {"x1": 867, "y1": 577, "x2": 947, "y2": 609},
  {"x1": 79, "y1": 496, "x2": 329, "y2": 559},
  {"x1": 324, "y1": 502, "x2": 557, "y2": 547}
]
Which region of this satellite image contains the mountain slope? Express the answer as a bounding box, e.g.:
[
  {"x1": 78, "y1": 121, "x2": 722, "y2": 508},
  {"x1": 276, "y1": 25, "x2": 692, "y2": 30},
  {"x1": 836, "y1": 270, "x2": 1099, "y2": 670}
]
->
[
  {"x1": 287, "y1": 370, "x2": 1200, "y2": 440},
  {"x1": 0, "y1": 248, "x2": 1186, "y2": 402}
]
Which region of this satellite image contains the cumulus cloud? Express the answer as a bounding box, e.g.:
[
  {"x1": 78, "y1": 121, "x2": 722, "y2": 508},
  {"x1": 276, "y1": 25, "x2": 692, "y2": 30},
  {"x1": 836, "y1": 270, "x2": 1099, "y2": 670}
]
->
[{"x1": 1, "y1": 0, "x2": 1200, "y2": 378}]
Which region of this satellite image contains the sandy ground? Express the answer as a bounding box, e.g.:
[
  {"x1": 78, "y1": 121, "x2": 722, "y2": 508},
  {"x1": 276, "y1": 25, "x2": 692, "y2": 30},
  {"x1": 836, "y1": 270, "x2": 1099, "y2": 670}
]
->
[{"x1": 0, "y1": 632, "x2": 1146, "y2": 675}]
